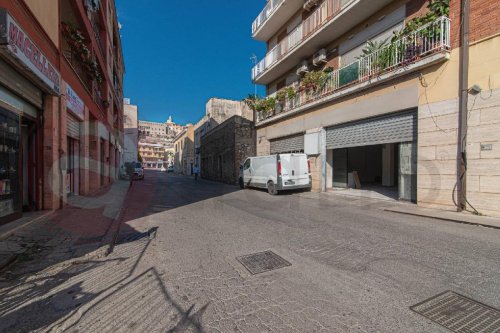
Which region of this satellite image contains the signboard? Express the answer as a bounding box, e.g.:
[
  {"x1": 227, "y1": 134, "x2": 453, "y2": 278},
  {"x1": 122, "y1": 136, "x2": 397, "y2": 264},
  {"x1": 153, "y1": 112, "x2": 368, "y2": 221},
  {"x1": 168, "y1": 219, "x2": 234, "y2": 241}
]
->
[
  {"x1": 66, "y1": 84, "x2": 84, "y2": 120},
  {"x1": 0, "y1": 9, "x2": 61, "y2": 94}
]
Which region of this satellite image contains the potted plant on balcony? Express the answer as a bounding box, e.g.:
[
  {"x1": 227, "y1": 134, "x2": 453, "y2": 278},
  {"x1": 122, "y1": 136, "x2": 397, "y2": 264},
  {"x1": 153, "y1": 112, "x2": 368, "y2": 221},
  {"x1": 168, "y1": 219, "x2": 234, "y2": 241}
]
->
[
  {"x1": 243, "y1": 95, "x2": 276, "y2": 121},
  {"x1": 299, "y1": 71, "x2": 328, "y2": 100},
  {"x1": 356, "y1": 38, "x2": 391, "y2": 80},
  {"x1": 276, "y1": 86, "x2": 297, "y2": 113},
  {"x1": 391, "y1": 0, "x2": 449, "y2": 64}
]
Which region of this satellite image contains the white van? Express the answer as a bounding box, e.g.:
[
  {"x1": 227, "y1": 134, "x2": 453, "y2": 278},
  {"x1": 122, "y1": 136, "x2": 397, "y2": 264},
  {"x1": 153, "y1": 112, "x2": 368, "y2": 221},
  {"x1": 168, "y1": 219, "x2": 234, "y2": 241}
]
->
[{"x1": 239, "y1": 154, "x2": 312, "y2": 195}]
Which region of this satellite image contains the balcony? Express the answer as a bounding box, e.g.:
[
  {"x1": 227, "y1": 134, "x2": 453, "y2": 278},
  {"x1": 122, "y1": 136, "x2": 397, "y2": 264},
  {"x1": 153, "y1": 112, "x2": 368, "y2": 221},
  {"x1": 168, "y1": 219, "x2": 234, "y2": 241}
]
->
[
  {"x1": 252, "y1": 0, "x2": 395, "y2": 85},
  {"x1": 252, "y1": 0, "x2": 304, "y2": 41},
  {"x1": 256, "y1": 17, "x2": 451, "y2": 124}
]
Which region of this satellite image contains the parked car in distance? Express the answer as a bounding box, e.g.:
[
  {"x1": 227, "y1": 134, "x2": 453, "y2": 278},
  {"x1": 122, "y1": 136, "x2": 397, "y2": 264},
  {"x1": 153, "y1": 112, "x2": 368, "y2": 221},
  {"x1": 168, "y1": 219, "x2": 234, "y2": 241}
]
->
[
  {"x1": 239, "y1": 153, "x2": 311, "y2": 195},
  {"x1": 134, "y1": 162, "x2": 144, "y2": 180},
  {"x1": 167, "y1": 165, "x2": 174, "y2": 173}
]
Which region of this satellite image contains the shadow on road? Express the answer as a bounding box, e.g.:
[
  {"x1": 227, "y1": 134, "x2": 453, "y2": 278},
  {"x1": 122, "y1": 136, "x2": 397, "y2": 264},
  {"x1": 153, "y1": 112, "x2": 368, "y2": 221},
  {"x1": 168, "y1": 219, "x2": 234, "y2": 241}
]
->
[
  {"x1": 119, "y1": 170, "x2": 241, "y2": 224},
  {"x1": 1, "y1": 224, "x2": 211, "y2": 332}
]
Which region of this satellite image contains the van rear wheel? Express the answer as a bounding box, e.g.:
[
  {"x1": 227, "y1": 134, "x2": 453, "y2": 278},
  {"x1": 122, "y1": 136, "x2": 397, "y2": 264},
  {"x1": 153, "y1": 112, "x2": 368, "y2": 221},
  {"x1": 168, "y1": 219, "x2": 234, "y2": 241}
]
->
[{"x1": 267, "y1": 181, "x2": 278, "y2": 195}]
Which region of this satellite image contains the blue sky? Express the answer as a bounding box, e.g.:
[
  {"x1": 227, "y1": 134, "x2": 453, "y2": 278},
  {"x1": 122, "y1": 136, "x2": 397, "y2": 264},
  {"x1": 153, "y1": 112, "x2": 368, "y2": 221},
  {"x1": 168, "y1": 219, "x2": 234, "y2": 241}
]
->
[{"x1": 117, "y1": 0, "x2": 267, "y2": 125}]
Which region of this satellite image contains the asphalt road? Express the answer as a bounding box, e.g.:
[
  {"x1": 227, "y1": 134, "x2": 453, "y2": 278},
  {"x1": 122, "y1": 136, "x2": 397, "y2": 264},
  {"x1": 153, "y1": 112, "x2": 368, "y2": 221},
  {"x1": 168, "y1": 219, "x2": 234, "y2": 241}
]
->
[
  {"x1": 82, "y1": 170, "x2": 497, "y2": 333},
  {"x1": 6, "y1": 170, "x2": 494, "y2": 332}
]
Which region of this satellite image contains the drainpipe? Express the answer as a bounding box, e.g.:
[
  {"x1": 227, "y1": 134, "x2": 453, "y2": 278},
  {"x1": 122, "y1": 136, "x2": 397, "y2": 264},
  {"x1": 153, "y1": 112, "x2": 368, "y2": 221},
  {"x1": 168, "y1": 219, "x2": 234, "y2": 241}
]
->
[{"x1": 457, "y1": 0, "x2": 470, "y2": 211}]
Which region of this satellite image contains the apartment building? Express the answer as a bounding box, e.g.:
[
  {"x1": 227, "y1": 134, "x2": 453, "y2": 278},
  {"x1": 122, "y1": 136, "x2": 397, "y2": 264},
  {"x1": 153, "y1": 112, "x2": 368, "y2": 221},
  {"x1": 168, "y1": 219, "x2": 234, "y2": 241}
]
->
[
  {"x1": 194, "y1": 98, "x2": 253, "y2": 167},
  {"x1": 0, "y1": 0, "x2": 124, "y2": 225},
  {"x1": 173, "y1": 124, "x2": 194, "y2": 175},
  {"x1": 138, "y1": 117, "x2": 184, "y2": 168},
  {"x1": 138, "y1": 142, "x2": 165, "y2": 169},
  {"x1": 251, "y1": 0, "x2": 500, "y2": 216}
]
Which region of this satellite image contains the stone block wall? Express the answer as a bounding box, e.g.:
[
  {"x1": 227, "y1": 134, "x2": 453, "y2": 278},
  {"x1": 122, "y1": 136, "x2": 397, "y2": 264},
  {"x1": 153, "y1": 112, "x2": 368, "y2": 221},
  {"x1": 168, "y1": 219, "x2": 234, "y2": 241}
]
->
[{"x1": 201, "y1": 116, "x2": 255, "y2": 185}]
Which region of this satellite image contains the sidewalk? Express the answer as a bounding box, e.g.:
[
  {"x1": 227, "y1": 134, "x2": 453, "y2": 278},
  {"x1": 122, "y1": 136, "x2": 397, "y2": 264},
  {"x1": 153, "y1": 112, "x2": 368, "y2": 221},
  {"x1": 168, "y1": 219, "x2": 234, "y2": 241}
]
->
[
  {"x1": 0, "y1": 180, "x2": 131, "y2": 275},
  {"x1": 300, "y1": 189, "x2": 500, "y2": 229}
]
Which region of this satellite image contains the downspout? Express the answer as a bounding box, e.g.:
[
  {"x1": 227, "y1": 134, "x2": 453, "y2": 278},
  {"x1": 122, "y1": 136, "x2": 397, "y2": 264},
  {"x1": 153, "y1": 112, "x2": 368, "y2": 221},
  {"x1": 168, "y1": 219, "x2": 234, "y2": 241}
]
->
[{"x1": 457, "y1": 0, "x2": 470, "y2": 211}]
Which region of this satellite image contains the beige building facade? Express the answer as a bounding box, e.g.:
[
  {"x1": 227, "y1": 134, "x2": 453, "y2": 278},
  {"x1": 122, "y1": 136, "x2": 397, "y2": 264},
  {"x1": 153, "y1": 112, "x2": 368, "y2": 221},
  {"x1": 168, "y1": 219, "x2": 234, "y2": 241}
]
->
[
  {"x1": 123, "y1": 98, "x2": 138, "y2": 165},
  {"x1": 194, "y1": 98, "x2": 253, "y2": 167},
  {"x1": 251, "y1": 0, "x2": 500, "y2": 216},
  {"x1": 173, "y1": 124, "x2": 195, "y2": 175}
]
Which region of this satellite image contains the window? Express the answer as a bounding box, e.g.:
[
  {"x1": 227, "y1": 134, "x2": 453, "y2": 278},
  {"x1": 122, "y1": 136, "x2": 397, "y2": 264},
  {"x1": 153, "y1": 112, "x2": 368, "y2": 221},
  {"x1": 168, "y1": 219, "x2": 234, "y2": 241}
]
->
[{"x1": 243, "y1": 159, "x2": 251, "y2": 170}]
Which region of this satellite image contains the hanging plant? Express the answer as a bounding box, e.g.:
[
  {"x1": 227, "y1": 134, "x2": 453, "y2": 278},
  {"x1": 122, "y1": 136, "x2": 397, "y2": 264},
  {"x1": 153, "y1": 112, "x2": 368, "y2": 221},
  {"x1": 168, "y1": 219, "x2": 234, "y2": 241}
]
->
[{"x1": 84, "y1": 59, "x2": 103, "y2": 83}]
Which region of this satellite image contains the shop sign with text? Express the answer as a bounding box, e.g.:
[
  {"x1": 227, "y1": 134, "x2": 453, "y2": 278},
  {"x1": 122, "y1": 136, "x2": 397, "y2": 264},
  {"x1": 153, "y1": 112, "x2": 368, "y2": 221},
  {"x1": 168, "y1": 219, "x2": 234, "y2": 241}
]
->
[
  {"x1": 66, "y1": 84, "x2": 84, "y2": 120},
  {"x1": 0, "y1": 8, "x2": 61, "y2": 94}
]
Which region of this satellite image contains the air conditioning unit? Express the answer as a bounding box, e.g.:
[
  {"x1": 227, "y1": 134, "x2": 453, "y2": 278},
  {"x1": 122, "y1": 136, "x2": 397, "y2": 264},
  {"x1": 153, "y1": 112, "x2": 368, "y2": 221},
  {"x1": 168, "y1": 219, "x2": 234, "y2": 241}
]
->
[
  {"x1": 313, "y1": 49, "x2": 327, "y2": 66},
  {"x1": 296, "y1": 60, "x2": 309, "y2": 75},
  {"x1": 304, "y1": 0, "x2": 319, "y2": 11}
]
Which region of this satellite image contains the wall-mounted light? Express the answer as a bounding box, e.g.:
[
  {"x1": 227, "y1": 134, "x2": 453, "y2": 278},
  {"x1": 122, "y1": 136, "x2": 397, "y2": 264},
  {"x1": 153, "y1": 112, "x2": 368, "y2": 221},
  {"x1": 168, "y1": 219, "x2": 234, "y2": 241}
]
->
[{"x1": 468, "y1": 84, "x2": 482, "y2": 95}]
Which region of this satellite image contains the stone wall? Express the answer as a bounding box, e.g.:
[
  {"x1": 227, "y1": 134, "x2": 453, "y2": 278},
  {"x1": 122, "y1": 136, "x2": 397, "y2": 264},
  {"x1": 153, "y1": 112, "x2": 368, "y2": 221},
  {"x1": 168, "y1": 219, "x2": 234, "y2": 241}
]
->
[{"x1": 200, "y1": 116, "x2": 255, "y2": 185}]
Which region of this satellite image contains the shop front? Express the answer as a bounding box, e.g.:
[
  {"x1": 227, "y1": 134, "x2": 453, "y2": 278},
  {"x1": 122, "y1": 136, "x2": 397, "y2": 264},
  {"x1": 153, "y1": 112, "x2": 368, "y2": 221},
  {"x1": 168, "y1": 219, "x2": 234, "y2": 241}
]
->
[
  {"x1": 66, "y1": 84, "x2": 84, "y2": 196},
  {"x1": 0, "y1": 9, "x2": 61, "y2": 224},
  {"x1": 326, "y1": 110, "x2": 417, "y2": 202}
]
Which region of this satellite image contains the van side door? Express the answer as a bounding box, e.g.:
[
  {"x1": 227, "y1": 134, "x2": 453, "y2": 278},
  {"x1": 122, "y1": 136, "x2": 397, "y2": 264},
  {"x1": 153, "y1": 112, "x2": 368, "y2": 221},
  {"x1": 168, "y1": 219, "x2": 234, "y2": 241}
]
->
[{"x1": 243, "y1": 158, "x2": 252, "y2": 185}]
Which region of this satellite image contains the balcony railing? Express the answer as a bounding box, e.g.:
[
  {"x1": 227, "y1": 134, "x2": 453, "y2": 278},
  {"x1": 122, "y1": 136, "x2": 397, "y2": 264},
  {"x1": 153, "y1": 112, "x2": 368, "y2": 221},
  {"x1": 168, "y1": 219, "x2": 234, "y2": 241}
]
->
[
  {"x1": 252, "y1": 0, "x2": 348, "y2": 80},
  {"x1": 252, "y1": 0, "x2": 284, "y2": 35},
  {"x1": 257, "y1": 17, "x2": 451, "y2": 122}
]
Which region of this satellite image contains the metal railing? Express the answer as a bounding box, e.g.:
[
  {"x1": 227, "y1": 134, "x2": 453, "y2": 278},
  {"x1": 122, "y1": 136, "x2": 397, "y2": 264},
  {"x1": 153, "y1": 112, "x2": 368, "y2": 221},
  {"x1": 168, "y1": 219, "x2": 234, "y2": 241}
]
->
[
  {"x1": 257, "y1": 17, "x2": 451, "y2": 122},
  {"x1": 252, "y1": 0, "x2": 347, "y2": 80},
  {"x1": 91, "y1": 16, "x2": 105, "y2": 56},
  {"x1": 252, "y1": 0, "x2": 284, "y2": 34}
]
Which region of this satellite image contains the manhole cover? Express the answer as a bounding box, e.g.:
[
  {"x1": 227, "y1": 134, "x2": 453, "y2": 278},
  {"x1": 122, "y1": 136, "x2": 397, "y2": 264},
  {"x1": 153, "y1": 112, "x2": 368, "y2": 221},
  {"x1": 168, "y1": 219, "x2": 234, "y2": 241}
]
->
[
  {"x1": 237, "y1": 251, "x2": 291, "y2": 275},
  {"x1": 411, "y1": 290, "x2": 500, "y2": 332}
]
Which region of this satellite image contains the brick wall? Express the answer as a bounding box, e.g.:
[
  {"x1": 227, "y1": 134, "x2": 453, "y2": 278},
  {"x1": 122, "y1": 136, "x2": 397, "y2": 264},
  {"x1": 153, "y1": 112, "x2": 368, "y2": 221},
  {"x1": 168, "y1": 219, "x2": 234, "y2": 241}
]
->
[
  {"x1": 406, "y1": 0, "x2": 429, "y2": 21},
  {"x1": 450, "y1": 0, "x2": 500, "y2": 48}
]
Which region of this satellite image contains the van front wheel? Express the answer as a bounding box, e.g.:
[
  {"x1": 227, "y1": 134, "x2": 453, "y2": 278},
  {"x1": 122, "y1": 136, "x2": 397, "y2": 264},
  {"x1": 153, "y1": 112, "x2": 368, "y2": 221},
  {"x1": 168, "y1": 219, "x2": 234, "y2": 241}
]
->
[{"x1": 267, "y1": 181, "x2": 278, "y2": 195}]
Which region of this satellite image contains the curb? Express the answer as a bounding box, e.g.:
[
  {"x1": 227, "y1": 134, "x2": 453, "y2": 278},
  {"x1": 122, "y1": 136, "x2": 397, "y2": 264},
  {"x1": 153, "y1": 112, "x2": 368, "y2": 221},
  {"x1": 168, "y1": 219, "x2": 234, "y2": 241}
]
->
[
  {"x1": 104, "y1": 180, "x2": 134, "y2": 255},
  {"x1": 383, "y1": 208, "x2": 500, "y2": 230},
  {"x1": 0, "y1": 210, "x2": 56, "y2": 241}
]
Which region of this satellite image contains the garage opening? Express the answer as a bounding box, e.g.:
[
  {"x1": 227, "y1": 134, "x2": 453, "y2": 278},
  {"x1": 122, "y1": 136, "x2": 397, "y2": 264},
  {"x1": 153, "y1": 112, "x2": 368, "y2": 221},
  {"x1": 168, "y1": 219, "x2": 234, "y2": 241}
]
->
[
  {"x1": 330, "y1": 144, "x2": 400, "y2": 200},
  {"x1": 326, "y1": 111, "x2": 417, "y2": 202}
]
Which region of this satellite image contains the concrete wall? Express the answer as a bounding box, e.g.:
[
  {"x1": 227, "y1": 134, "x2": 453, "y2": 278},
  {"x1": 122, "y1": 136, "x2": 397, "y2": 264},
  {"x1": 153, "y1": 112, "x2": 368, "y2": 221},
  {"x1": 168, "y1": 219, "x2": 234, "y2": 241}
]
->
[
  {"x1": 123, "y1": 103, "x2": 138, "y2": 164},
  {"x1": 24, "y1": 0, "x2": 59, "y2": 46}
]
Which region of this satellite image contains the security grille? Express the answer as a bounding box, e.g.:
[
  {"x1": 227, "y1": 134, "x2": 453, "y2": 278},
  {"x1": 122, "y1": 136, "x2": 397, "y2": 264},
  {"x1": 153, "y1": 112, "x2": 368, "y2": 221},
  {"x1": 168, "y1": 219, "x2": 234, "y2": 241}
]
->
[
  {"x1": 67, "y1": 114, "x2": 81, "y2": 139},
  {"x1": 326, "y1": 110, "x2": 417, "y2": 149},
  {"x1": 411, "y1": 290, "x2": 500, "y2": 332},
  {"x1": 270, "y1": 133, "x2": 304, "y2": 154}
]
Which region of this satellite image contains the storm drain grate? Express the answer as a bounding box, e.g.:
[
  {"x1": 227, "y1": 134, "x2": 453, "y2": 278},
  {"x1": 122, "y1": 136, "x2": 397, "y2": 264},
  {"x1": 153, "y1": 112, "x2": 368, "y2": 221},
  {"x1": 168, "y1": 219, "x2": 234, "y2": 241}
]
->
[
  {"x1": 411, "y1": 290, "x2": 500, "y2": 333},
  {"x1": 237, "y1": 251, "x2": 291, "y2": 275}
]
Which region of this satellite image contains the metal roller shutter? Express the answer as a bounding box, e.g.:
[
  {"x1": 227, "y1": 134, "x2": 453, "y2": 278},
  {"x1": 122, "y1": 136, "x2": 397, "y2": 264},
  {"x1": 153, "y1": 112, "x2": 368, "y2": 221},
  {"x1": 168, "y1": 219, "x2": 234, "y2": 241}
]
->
[
  {"x1": 67, "y1": 114, "x2": 81, "y2": 139},
  {"x1": 0, "y1": 59, "x2": 43, "y2": 109},
  {"x1": 270, "y1": 133, "x2": 304, "y2": 154},
  {"x1": 326, "y1": 110, "x2": 417, "y2": 149}
]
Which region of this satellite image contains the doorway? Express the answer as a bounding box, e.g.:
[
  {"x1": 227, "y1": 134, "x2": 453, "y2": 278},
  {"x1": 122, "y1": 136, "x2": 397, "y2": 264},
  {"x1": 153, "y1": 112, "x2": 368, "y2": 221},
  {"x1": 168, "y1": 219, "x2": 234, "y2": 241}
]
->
[
  {"x1": 67, "y1": 137, "x2": 80, "y2": 195},
  {"x1": 329, "y1": 144, "x2": 401, "y2": 201},
  {"x1": 21, "y1": 117, "x2": 38, "y2": 211},
  {"x1": 100, "y1": 139, "x2": 105, "y2": 186}
]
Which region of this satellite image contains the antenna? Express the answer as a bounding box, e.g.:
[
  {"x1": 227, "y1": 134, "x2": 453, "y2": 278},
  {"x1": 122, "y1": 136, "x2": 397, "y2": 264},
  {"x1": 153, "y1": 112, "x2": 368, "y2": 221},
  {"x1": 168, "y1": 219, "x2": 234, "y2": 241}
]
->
[{"x1": 250, "y1": 54, "x2": 258, "y2": 98}]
